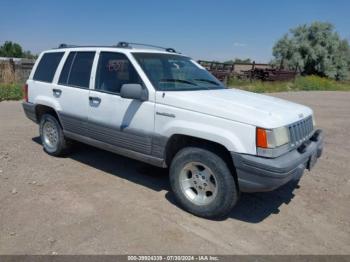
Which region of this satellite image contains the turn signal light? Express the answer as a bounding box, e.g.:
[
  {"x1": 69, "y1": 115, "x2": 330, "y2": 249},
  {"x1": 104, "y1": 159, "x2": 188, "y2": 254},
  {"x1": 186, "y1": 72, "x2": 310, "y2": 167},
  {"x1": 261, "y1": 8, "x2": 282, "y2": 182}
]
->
[{"x1": 256, "y1": 128, "x2": 268, "y2": 148}]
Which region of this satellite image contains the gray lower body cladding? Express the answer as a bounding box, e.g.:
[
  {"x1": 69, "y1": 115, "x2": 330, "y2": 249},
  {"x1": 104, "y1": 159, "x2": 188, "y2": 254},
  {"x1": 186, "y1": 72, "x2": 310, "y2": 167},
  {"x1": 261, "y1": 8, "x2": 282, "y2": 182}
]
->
[
  {"x1": 232, "y1": 129, "x2": 324, "y2": 192},
  {"x1": 64, "y1": 130, "x2": 166, "y2": 167},
  {"x1": 22, "y1": 102, "x2": 37, "y2": 123},
  {"x1": 58, "y1": 112, "x2": 167, "y2": 167},
  {"x1": 59, "y1": 113, "x2": 87, "y2": 137}
]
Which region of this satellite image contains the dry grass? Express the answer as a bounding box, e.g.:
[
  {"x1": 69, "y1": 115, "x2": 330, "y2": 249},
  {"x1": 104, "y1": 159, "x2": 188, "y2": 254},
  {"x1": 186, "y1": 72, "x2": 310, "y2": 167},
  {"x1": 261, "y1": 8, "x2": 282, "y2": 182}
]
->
[
  {"x1": 0, "y1": 61, "x2": 21, "y2": 84},
  {"x1": 0, "y1": 61, "x2": 24, "y2": 101}
]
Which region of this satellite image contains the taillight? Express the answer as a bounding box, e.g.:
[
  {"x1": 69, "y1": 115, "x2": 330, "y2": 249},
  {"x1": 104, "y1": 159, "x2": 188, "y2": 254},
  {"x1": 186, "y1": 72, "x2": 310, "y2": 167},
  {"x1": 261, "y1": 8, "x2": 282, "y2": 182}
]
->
[{"x1": 23, "y1": 84, "x2": 28, "y2": 102}]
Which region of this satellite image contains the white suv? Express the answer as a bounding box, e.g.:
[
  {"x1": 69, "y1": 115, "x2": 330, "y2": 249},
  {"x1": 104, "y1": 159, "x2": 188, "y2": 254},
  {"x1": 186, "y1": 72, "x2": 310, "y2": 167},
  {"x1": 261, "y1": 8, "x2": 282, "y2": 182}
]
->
[{"x1": 22, "y1": 42, "x2": 324, "y2": 218}]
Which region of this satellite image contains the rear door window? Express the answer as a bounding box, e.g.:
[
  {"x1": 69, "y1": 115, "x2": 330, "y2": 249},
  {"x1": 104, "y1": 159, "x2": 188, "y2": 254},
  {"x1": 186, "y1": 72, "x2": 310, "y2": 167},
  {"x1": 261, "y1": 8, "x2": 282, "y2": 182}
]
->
[
  {"x1": 33, "y1": 52, "x2": 64, "y2": 82},
  {"x1": 58, "y1": 52, "x2": 75, "y2": 85},
  {"x1": 58, "y1": 51, "x2": 95, "y2": 88}
]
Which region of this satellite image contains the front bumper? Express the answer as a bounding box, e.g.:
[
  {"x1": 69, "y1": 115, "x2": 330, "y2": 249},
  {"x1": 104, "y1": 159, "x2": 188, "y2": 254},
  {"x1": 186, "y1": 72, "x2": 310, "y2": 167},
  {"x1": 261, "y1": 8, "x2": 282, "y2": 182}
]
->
[{"x1": 232, "y1": 129, "x2": 324, "y2": 192}]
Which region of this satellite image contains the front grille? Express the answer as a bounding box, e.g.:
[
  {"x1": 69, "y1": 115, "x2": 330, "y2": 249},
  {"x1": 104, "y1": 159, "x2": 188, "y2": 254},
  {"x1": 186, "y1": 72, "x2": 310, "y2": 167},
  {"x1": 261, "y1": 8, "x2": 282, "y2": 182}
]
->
[{"x1": 288, "y1": 116, "x2": 314, "y2": 147}]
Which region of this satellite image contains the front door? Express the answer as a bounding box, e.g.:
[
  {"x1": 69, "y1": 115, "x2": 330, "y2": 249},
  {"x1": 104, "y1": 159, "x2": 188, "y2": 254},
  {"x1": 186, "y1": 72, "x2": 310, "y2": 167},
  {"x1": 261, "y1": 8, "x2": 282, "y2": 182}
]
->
[{"x1": 87, "y1": 51, "x2": 155, "y2": 155}]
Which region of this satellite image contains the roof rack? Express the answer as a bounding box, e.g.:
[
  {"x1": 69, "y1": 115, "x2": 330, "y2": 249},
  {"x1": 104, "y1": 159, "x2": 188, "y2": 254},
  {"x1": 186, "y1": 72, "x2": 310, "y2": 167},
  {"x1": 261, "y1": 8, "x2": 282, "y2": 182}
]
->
[
  {"x1": 57, "y1": 42, "x2": 178, "y2": 53},
  {"x1": 57, "y1": 43, "x2": 111, "y2": 49},
  {"x1": 58, "y1": 44, "x2": 77, "y2": 48},
  {"x1": 115, "y1": 42, "x2": 178, "y2": 53}
]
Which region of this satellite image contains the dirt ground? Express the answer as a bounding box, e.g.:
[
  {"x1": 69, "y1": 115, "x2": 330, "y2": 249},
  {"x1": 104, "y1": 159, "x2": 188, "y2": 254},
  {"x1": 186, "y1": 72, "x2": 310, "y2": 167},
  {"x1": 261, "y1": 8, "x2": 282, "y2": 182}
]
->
[{"x1": 0, "y1": 91, "x2": 349, "y2": 255}]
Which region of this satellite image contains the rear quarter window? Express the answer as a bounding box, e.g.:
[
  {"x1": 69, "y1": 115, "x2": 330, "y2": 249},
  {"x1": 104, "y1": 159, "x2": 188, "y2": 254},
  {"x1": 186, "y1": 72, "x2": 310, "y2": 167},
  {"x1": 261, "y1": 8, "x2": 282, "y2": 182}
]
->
[{"x1": 33, "y1": 52, "x2": 64, "y2": 82}]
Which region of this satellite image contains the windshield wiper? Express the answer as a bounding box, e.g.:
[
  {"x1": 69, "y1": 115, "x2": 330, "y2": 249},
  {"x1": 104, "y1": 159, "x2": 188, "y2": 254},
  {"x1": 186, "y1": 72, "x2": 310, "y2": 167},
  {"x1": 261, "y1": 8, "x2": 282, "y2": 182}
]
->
[
  {"x1": 159, "y1": 78, "x2": 197, "y2": 86},
  {"x1": 192, "y1": 78, "x2": 220, "y2": 86}
]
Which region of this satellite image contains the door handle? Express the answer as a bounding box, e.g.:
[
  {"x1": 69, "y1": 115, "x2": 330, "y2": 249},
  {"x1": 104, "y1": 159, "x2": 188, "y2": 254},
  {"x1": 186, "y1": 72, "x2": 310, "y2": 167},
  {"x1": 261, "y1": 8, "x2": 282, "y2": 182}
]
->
[
  {"x1": 89, "y1": 96, "x2": 101, "y2": 106},
  {"x1": 52, "y1": 88, "x2": 62, "y2": 97}
]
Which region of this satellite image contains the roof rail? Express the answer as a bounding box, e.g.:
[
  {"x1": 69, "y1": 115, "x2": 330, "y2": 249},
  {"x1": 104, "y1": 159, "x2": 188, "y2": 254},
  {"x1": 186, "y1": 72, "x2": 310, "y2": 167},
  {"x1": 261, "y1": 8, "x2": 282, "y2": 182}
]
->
[
  {"x1": 57, "y1": 43, "x2": 109, "y2": 49},
  {"x1": 115, "y1": 42, "x2": 178, "y2": 53},
  {"x1": 116, "y1": 42, "x2": 131, "y2": 48},
  {"x1": 57, "y1": 42, "x2": 179, "y2": 53},
  {"x1": 58, "y1": 43, "x2": 78, "y2": 48}
]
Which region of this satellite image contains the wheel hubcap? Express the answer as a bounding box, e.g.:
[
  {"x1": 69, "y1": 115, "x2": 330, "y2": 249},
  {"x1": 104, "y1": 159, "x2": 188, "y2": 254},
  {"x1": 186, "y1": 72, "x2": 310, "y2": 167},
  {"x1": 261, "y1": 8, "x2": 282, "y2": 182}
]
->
[
  {"x1": 179, "y1": 162, "x2": 218, "y2": 205},
  {"x1": 43, "y1": 120, "x2": 58, "y2": 149}
]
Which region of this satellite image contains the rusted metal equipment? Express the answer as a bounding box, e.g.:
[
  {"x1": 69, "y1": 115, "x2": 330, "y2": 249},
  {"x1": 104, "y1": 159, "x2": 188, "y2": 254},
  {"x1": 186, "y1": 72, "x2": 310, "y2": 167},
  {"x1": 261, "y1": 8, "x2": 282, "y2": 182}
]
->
[
  {"x1": 197, "y1": 61, "x2": 234, "y2": 83},
  {"x1": 198, "y1": 60, "x2": 296, "y2": 82}
]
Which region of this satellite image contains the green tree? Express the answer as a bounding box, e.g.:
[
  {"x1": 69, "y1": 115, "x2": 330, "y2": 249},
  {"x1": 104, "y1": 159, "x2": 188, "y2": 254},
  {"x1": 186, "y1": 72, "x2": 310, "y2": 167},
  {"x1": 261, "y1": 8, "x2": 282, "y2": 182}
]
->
[
  {"x1": 272, "y1": 22, "x2": 350, "y2": 80},
  {"x1": 0, "y1": 41, "x2": 23, "y2": 58}
]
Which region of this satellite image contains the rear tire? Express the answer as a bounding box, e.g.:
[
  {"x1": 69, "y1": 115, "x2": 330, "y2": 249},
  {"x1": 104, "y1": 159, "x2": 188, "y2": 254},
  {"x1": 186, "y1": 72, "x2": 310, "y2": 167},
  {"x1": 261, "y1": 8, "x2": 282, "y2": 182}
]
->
[
  {"x1": 39, "y1": 114, "x2": 71, "y2": 156},
  {"x1": 169, "y1": 147, "x2": 238, "y2": 219}
]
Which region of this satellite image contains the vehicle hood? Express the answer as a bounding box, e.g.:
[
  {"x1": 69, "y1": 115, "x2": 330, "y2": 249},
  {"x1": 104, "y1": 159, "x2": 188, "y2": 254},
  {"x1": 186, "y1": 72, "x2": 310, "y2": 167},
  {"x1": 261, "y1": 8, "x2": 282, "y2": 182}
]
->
[{"x1": 157, "y1": 88, "x2": 313, "y2": 128}]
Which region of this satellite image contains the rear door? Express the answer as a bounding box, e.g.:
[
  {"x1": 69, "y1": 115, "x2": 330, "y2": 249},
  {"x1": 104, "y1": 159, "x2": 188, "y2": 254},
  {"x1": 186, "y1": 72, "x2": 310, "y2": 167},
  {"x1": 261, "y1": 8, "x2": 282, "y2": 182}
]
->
[
  {"x1": 53, "y1": 51, "x2": 96, "y2": 136},
  {"x1": 87, "y1": 51, "x2": 155, "y2": 155},
  {"x1": 28, "y1": 51, "x2": 65, "y2": 105}
]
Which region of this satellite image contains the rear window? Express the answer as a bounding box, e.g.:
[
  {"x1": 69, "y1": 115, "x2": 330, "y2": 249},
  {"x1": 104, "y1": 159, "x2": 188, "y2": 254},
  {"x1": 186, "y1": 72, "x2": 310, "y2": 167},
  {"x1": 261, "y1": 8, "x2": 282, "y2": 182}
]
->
[
  {"x1": 33, "y1": 52, "x2": 64, "y2": 82},
  {"x1": 58, "y1": 51, "x2": 95, "y2": 88}
]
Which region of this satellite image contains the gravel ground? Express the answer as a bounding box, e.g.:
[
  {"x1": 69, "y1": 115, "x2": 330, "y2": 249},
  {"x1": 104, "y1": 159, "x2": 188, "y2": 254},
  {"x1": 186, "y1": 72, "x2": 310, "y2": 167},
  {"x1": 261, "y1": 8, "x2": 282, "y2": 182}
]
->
[{"x1": 0, "y1": 91, "x2": 349, "y2": 255}]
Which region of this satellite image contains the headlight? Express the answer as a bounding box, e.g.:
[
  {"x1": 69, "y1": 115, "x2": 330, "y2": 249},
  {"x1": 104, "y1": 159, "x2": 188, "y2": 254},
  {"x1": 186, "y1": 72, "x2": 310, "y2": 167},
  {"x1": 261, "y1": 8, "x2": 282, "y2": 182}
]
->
[
  {"x1": 312, "y1": 116, "x2": 316, "y2": 127},
  {"x1": 273, "y1": 127, "x2": 289, "y2": 147},
  {"x1": 256, "y1": 126, "x2": 289, "y2": 149}
]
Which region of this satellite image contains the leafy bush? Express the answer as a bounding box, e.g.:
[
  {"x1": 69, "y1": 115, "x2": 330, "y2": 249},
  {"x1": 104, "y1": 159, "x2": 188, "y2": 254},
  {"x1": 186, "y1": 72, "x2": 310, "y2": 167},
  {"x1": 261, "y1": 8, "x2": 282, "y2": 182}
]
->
[
  {"x1": 0, "y1": 83, "x2": 23, "y2": 101},
  {"x1": 272, "y1": 22, "x2": 350, "y2": 80}
]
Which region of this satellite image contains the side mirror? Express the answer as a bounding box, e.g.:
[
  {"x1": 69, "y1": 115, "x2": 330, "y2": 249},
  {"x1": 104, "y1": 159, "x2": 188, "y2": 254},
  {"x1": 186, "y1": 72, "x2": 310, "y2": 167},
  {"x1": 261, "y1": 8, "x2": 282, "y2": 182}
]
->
[{"x1": 120, "y1": 84, "x2": 148, "y2": 101}]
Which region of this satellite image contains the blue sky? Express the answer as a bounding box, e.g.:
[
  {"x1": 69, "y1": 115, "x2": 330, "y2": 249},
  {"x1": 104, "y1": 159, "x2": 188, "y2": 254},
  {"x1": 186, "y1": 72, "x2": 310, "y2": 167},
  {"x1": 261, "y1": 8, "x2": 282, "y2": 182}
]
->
[{"x1": 1, "y1": 0, "x2": 349, "y2": 62}]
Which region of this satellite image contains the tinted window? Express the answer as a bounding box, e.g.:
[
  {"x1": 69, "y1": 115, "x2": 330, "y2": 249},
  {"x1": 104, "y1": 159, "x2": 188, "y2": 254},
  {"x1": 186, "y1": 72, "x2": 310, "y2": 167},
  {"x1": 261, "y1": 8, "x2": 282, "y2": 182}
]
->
[
  {"x1": 33, "y1": 52, "x2": 64, "y2": 82},
  {"x1": 58, "y1": 52, "x2": 75, "y2": 85},
  {"x1": 58, "y1": 51, "x2": 95, "y2": 88},
  {"x1": 95, "y1": 52, "x2": 142, "y2": 94}
]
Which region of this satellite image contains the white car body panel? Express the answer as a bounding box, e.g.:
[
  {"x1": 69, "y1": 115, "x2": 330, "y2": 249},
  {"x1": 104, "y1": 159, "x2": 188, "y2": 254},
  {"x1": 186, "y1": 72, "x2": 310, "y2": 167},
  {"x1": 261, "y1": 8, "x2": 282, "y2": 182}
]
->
[
  {"x1": 156, "y1": 89, "x2": 313, "y2": 129},
  {"x1": 87, "y1": 90, "x2": 155, "y2": 138}
]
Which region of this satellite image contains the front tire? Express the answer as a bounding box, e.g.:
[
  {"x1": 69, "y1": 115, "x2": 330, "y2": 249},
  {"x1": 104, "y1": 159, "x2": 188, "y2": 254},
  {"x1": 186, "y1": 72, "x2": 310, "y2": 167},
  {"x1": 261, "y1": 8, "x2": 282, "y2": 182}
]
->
[
  {"x1": 39, "y1": 114, "x2": 71, "y2": 156},
  {"x1": 169, "y1": 147, "x2": 238, "y2": 219}
]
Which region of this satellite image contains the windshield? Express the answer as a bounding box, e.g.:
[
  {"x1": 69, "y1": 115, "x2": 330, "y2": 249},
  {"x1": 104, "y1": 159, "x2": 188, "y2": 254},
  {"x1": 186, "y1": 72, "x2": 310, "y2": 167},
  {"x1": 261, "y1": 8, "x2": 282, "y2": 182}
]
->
[{"x1": 132, "y1": 53, "x2": 226, "y2": 91}]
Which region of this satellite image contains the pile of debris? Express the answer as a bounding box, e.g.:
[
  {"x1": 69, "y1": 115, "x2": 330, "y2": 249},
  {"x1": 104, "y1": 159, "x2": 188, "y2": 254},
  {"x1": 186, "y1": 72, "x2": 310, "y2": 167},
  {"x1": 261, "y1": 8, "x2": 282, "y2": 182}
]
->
[
  {"x1": 242, "y1": 68, "x2": 297, "y2": 81},
  {"x1": 197, "y1": 61, "x2": 234, "y2": 83}
]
